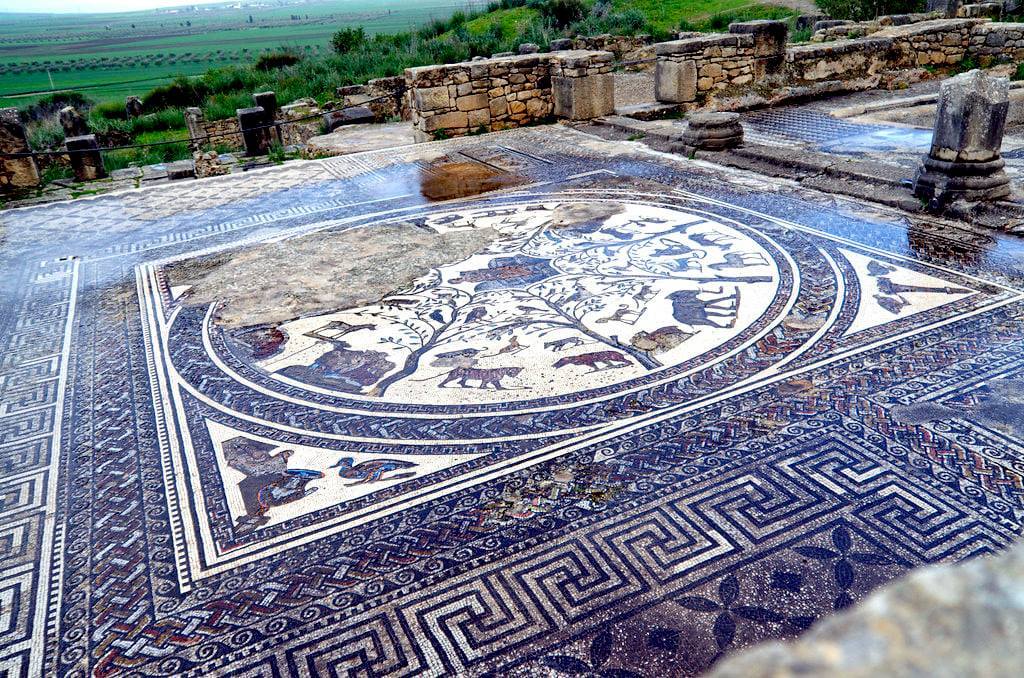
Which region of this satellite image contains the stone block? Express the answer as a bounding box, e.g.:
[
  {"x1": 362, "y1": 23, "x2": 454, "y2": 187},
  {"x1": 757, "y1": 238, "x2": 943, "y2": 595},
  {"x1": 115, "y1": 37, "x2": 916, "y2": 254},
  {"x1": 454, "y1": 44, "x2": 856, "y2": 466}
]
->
[
  {"x1": 252, "y1": 91, "x2": 278, "y2": 121},
  {"x1": 490, "y1": 96, "x2": 509, "y2": 117},
  {"x1": 655, "y1": 59, "x2": 698, "y2": 103},
  {"x1": 413, "y1": 86, "x2": 451, "y2": 111},
  {"x1": 237, "y1": 106, "x2": 272, "y2": 157},
  {"x1": 125, "y1": 96, "x2": 143, "y2": 118},
  {"x1": 65, "y1": 134, "x2": 107, "y2": 181},
  {"x1": 166, "y1": 160, "x2": 196, "y2": 180},
  {"x1": 0, "y1": 107, "x2": 40, "y2": 189},
  {"x1": 550, "y1": 38, "x2": 573, "y2": 51},
  {"x1": 518, "y1": 43, "x2": 540, "y2": 55},
  {"x1": 59, "y1": 107, "x2": 90, "y2": 138},
  {"x1": 553, "y1": 73, "x2": 615, "y2": 120},
  {"x1": 423, "y1": 111, "x2": 469, "y2": 132},
  {"x1": 456, "y1": 94, "x2": 489, "y2": 111}
]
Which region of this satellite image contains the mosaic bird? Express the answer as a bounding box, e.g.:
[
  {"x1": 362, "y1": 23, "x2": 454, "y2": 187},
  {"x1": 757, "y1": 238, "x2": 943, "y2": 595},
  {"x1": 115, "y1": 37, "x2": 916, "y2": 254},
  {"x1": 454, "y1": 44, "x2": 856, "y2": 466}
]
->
[
  {"x1": 465, "y1": 307, "x2": 487, "y2": 323},
  {"x1": 330, "y1": 457, "x2": 418, "y2": 485}
]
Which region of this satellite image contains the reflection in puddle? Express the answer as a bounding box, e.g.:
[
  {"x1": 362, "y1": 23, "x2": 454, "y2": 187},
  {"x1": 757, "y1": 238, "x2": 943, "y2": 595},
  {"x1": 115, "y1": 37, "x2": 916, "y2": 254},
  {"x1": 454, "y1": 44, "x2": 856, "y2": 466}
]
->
[{"x1": 419, "y1": 161, "x2": 524, "y2": 201}]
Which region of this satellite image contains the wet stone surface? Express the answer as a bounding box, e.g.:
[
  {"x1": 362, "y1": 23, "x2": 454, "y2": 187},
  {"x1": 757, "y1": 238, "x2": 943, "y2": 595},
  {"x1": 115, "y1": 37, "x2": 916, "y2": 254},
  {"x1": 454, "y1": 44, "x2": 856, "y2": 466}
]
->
[{"x1": 2, "y1": 124, "x2": 1024, "y2": 676}]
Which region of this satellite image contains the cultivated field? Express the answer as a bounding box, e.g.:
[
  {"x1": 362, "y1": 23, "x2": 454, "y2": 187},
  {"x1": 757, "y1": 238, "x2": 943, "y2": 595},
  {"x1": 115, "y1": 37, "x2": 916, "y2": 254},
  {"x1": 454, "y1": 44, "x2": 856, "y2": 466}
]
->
[{"x1": 0, "y1": 0, "x2": 489, "y2": 106}]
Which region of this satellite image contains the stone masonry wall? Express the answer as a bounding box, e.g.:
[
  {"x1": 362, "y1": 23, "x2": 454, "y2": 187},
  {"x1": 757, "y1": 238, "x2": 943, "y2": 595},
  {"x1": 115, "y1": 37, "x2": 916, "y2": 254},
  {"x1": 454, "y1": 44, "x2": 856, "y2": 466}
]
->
[
  {"x1": 406, "y1": 50, "x2": 613, "y2": 142},
  {"x1": 656, "y1": 17, "x2": 1024, "y2": 107},
  {"x1": 185, "y1": 109, "x2": 244, "y2": 153}
]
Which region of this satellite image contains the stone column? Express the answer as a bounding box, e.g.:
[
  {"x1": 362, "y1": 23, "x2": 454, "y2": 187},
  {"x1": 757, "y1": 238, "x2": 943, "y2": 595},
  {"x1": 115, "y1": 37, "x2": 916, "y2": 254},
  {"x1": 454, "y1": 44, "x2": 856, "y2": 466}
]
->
[
  {"x1": 552, "y1": 51, "x2": 616, "y2": 121},
  {"x1": 66, "y1": 134, "x2": 107, "y2": 181},
  {"x1": 125, "y1": 96, "x2": 144, "y2": 118},
  {"x1": 237, "y1": 106, "x2": 271, "y2": 157},
  {"x1": 0, "y1": 107, "x2": 41, "y2": 190},
  {"x1": 59, "y1": 106, "x2": 90, "y2": 138},
  {"x1": 914, "y1": 69, "x2": 1011, "y2": 204}
]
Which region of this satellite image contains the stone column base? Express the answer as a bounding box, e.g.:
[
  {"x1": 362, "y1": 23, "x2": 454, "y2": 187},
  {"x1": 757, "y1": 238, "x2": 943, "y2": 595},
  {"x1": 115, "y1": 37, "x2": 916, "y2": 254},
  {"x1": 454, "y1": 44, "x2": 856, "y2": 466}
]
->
[{"x1": 913, "y1": 155, "x2": 1011, "y2": 203}]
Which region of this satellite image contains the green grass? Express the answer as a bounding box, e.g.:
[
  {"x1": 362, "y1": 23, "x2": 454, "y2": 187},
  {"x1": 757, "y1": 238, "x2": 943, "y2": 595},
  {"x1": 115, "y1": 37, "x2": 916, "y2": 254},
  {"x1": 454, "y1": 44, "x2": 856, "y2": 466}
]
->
[{"x1": 611, "y1": 0, "x2": 797, "y2": 33}]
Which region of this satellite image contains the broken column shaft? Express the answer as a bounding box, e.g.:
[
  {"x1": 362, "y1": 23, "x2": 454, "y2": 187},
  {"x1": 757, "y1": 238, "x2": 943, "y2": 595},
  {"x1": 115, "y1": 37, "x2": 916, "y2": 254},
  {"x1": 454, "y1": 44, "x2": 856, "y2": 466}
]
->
[
  {"x1": 914, "y1": 69, "x2": 1011, "y2": 205},
  {"x1": 66, "y1": 134, "x2": 107, "y2": 181},
  {"x1": 237, "y1": 106, "x2": 273, "y2": 157},
  {"x1": 677, "y1": 112, "x2": 745, "y2": 152}
]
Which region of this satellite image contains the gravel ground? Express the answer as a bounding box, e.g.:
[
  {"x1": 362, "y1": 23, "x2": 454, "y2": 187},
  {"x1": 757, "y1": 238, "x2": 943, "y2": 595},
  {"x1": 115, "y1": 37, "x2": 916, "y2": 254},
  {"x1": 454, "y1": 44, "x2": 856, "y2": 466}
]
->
[{"x1": 613, "y1": 71, "x2": 656, "y2": 108}]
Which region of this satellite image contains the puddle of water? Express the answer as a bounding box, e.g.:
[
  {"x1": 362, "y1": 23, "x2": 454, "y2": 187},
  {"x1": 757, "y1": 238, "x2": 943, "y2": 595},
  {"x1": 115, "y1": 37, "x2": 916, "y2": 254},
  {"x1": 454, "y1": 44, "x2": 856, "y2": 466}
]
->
[
  {"x1": 819, "y1": 128, "x2": 933, "y2": 154},
  {"x1": 419, "y1": 161, "x2": 524, "y2": 201}
]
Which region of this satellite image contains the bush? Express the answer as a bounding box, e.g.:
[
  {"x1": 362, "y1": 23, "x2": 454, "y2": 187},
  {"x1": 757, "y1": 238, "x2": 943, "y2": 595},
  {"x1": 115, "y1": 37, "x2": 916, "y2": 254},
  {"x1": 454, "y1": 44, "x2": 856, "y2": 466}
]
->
[
  {"x1": 331, "y1": 26, "x2": 366, "y2": 54},
  {"x1": 23, "y1": 91, "x2": 91, "y2": 121},
  {"x1": 1014, "y1": 62, "x2": 1024, "y2": 82},
  {"x1": 255, "y1": 50, "x2": 301, "y2": 71},
  {"x1": 528, "y1": 0, "x2": 585, "y2": 28},
  {"x1": 815, "y1": 0, "x2": 925, "y2": 21},
  {"x1": 143, "y1": 75, "x2": 210, "y2": 110},
  {"x1": 92, "y1": 100, "x2": 128, "y2": 121}
]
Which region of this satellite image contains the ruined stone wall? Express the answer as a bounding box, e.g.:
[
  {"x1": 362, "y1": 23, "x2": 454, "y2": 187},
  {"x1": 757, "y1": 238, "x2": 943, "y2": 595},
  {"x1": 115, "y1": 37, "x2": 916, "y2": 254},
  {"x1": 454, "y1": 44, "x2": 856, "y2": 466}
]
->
[
  {"x1": 656, "y1": 17, "x2": 1024, "y2": 107},
  {"x1": 655, "y1": 34, "x2": 759, "y2": 103},
  {"x1": 406, "y1": 50, "x2": 612, "y2": 142},
  {"x1": 337, "y1": 76, "x2": 411, "y2": 122},
  {"x1": 185, "y1": 109, "x2": 244, "y2": 152},
  {"x1": 785, "y1": 37, "x2": 896, "y2": 82},
  {"x1": 971, "y1": 21, "x2": 1024, "y2": 59},
  {"x1": 880, "y1": 18, "x2": 979, "y2": 67}
]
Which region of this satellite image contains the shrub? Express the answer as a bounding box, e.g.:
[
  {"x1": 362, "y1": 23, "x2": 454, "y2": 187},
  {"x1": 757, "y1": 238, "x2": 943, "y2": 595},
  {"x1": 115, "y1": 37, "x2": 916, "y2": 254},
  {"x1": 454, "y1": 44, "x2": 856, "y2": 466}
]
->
[
  {"x1": 143, "y1": 75, "x2": 210, "y2": 110},
  {"x1": 331, "y1": 26, "x2": 366, "y2": 54},
  {"x1": 23, "y1": 91, "x2": 91, "y2": 121},
  {"x1": 1014, "y1": 62, "x2": 1024, "y2": 82},
  {"x1": 255, "y1": 50, "x2": 301, "y2": 71},
  {"x1": 529, "y1": 0, "x2": 585, "y2": 28},
  {"x1": 815, "y1": 0, "x2": 925, "y2": 22},
  {"x1": 92, "y1": 100, "x2": 128, "y2": 121}
]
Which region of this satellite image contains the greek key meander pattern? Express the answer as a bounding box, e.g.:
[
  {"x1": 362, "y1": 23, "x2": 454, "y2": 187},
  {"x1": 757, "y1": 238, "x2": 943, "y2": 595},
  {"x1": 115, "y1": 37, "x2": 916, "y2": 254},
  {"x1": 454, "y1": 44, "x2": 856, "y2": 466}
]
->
[{"x1": 2, "y1": 126, "x2": 1024, "y2": 677}]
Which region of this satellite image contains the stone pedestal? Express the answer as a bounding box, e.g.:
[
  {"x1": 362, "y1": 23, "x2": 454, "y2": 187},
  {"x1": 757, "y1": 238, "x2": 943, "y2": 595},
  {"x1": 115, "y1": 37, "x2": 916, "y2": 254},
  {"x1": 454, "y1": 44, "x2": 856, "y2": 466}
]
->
[
  {"x1": 678, "y1": 112, "x2": 745, "y2": 151},
  {"x1": 553, "y1": 73, "x2": 615, "y2": 120},
  {"x1": 125, "y1": 96, "x2": 144, "y2": 119},
  {"x1": 655, "y1": 58, "x2": 698, "y2": 104},
  {"x1": 914, "y1": 69, "x2": 1011, "y2": 204},
  {"x1": 66, "y1": 134, "x2": 107, "y2": 181},
  {"x1": 0, "y1": 108, "x2": 40, "y2": 190},
  {"x1": 59, "y1": 107, "x2": 90, "y2": 138},
  {"x1": 237, "y1": 106, "x2": 272, "y2": 157}
]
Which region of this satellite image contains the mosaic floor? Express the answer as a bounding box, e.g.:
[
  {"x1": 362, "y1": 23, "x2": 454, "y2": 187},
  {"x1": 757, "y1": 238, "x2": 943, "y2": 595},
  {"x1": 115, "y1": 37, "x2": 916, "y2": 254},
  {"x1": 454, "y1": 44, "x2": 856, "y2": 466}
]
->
[{"x1": 2, "y1": 125, "x2": 1024, "y2": 677}]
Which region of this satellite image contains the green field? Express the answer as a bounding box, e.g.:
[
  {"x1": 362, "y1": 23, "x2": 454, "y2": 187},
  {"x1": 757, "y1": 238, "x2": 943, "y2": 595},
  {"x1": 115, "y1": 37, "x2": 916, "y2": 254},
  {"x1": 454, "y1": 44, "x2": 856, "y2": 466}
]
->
[{"x1": 0, "y1": 0, "x2": 489, "y2": 106}]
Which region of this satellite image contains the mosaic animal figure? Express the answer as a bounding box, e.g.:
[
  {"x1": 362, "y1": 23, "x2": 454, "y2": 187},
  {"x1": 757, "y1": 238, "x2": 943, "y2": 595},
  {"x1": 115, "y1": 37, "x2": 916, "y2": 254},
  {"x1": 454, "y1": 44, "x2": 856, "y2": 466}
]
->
[
  {"x1": 431, "y1": 348, "x2": 484, "y2": 368},
  {"x1": 633, "y1": 283, "x2": 658, "y2": 304},
  {"x1": 489, "y1": 336, "x2": 527, "y2": 356},
  {"x1": 631, "y1": 326, "x2": 695, "y2": 354},
  {"x1": 689, "y1": 230, "x2": 737, "y2": 250},
  {"x1": 653, "y1": 242, "x2": 697, "y2": 257},
  {"x1": 305, "y1": 320, "x2": 377, "y2": 340},
  {"x1": 439, "y1": 366, "x2": 524, "y2": 389},
  {"x1": 330, "y1": 457, "x2": 418, "y2": 485},
  {"x1": 668, "y1": 289, "x2": 740, "y2": 329},
  {"x1": 708, "y1": 252, "x2": 769, "y2": 271},
  {"x1": 449, "y1": 256, "x2": 556, "y2": 291},
  {"x1": 223, "y1": 436, "x2": 324, "y2": 533},
  {"x1": 465, "y1": 307, "x2": 488, "y2": 323},
  {"x1": 545, "y1": 336, "x2": 586, "y2": 352},
  {"x1": 553, "y1": 351, "x2": 631, "y2": 372},
  {"x1": 595, "y1": 304, "x2": 641, "y2": 325},
  {"x1": 279, "y1": 341, "x2": 395, "y2": 394}
]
